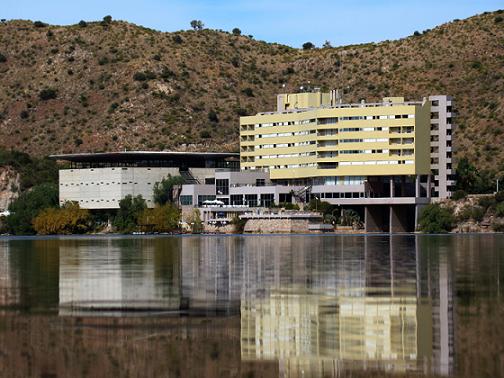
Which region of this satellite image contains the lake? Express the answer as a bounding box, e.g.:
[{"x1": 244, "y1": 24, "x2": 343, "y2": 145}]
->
[{"x1": 0, "y1": 234, "x2": 502, "y2": 377}]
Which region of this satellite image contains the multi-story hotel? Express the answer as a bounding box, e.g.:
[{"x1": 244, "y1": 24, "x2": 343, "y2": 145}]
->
[{"x1": 52, "y1": 90, "x2": 455, "y2": 232}]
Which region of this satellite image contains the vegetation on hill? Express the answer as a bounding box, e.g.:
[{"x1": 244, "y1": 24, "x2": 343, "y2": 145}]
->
[{"x1": 0, "y1": 11, "x2": 502, "y2": 175}]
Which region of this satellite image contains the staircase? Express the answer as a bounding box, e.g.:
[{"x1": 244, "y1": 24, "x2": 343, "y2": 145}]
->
[{"x1": 179, "y1": 169, "x2": 200, "y2": 184}]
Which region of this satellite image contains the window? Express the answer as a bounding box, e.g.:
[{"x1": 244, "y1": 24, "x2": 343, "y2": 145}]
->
[
  {"x1": 231, "y1": 195, "x2": 243, "y2": 206},
  {"x1": 216, "y1": 179, "x2": 229, "y2": 195},
  {"x1": 260, "y1": 194, "x2": 274, "y2": 207},
  {"x1": 279, "y1": 193, "x2": 292, "y2": 203},
  {"x1": 245, "y1": 194, "x2": 258, "y2": 207},
  {"x1": 256, "y1": 178, "x2": 266, "y2": 187},
  {"x1": 180, "y1": 195, "x2": 193, "y2": 206}
]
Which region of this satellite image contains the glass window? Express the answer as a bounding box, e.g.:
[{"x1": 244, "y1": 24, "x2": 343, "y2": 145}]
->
[
  {"x1": 260, "y1": 194, "x2": 275, "y2": 207},
  {"x1": 180, "y1": 195, "x2": 193, "y2": 206},
  {"x1": 216, "y1": 179, "x2": 229, "y2": 195},
  {"x1": 245, "y1": 194, "x2": 258, "y2": 207}
]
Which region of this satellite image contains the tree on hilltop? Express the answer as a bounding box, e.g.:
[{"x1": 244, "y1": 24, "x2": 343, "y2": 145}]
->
[{"x1": 190, "y1": 20, "x2": 204, "y2": 30}]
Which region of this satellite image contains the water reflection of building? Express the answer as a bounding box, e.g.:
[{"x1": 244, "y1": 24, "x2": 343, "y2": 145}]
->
[
  {"x1": 0, "y1": 244, "x2": 19, "y2": 311},
  {"x1": 58, "y1": 238, "x2": 181, "y2": 315},
  {"x1": 239, "y1": 236, "x2": 453, "y2": 376}
]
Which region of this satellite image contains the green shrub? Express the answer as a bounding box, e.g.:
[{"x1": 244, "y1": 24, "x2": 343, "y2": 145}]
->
[
  {"x1": 208, "y1": 110, "x2": 219, "y2": 123},
  {"x1": 6, "y1": 183, "x2": 59, "y2": 235},
  {"x1": 113, "y1": 195, "x2": 146, "y2": 233},
  {"x1": 34, "y1": 21, "x2": 47, "y2": 28},
  {"x1": 458, "y1": 205, "x2": 485, "y2": 223},
  {"x1": 231, "y1": 216, "x2": 247, "y2": 233},
  {"x1": 495, "y1": 191, "x2": 504, "y2": 203},
  {"x1": 101, "y1": 15, "x2": 112, "y2": 25},
  {"x1": 0, "y1": 52, "x2": 7, "y2": 63},
  {"x1": 451, "y1": 190, "x2": 467, "y2": 200},
  {"x1": 495, "y1": 16, "x2": 503, "y2": 23},
  {"x1": 477, "y1": 196, "x2": 496, "y2": 210},
  {"x1": 241, "y1": 87, "x2": 254, "y2": 97},
  {"x1": 232, "y1": 28, "x2": 241, "y2": 36},
  {"x1": 39, "y1": 88, "x2": 57, "y2": 101},
  {"x1": 496, "y1": 202, "x2": 504, "y2": 217},
  {"x1": 418, "y1": 204, "x2": 454, "y2": 233},
  {"x1": 413, "y1": 31, "x2": 421, "y2": 36},
  {"x1": 78, "y1": 20, "x2": 87, "y2": 27},
  {"x1": 172, "y1": 35, "x2": 183, "y2": 44},
  {"x1": 153, "y1": 175, "x2": 184, "y2": 205},
  {"x1": 133, "y1": 71, "x2": 156, "y2": 81},
  {"x1": 492, "y1": 221, "x2": 504, "y2": 232},
  {"x1": 302, "y1": 42, "x2": 315, "y2": 50},
  {"x1": 199, "y1": 130, "x2": 211, "y2": 138}
]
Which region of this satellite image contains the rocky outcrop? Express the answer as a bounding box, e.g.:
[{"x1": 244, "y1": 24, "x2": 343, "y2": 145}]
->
[{"x1": 0, "y1": 166, "x2": 20, "y2": 211}]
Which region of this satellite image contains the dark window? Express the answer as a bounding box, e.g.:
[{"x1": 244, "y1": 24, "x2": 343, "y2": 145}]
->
[
  {"x1": 231, "y1": 195, "x2": 243, "y2": 206},
  {"x1": 205, "y1": 177, "x2": 215, "y2": 185},
  {"x1": 279, "y1": 193, "x2": 293, "y2": 203},
  {"x1": 216, "y1": 179, "x2": 229, "y2": 195},
  {"x1": 245, "y1": 194, "x2": 258, "y2": 207},
  {"x1": 260, "y1": 194, "x2": 274, "y2": 207},
  {"x1": 256, "y1": 178, "x2": 266, "y2": 187},
  {"x1": 180, "y1": 195, "x2": 193, "y2": 206}
]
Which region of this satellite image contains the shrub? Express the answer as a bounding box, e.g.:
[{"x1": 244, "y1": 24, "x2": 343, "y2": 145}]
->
[
  {"x1": 33, "y1": 202, "x2": 92, "y2": 235},
  {"x1": 413, "y1": 31, "x2": 421, "y2": 36},
  {"x1": 39, "y1": 88, "x2": 57, "y2": 101},
  {"x1": 231, "y1": 216, "x2": 247, "y2": 233},
  {"x1": 241, "y1": 87, "x2": 254, "y2": 97},
  {"x1": 478, "y1": 196, "x2": 496, "y2": 210},
  {"x1": 172, "y1": 35, "x2": 183, "y2": 44},
  {"x1": 496, "y1": 202, "x2": 504, "y2": 217},
  {"x1": 101, "y1": 15, "x2": 112, "y2": 25},
  {"x1": 495, "y1": 191, "x2": 504, "y2": 203},
  {"x1": 302, "y1": 42, "x2": 315, "y2": 50},
  {"x1": 200, "y1": 130, "x2": 211, "y2": 138},
  {"x1": 113, "y1": 195, "x2": 147, "y2": 233},
  {"x1": 139, "y1": 203, "x2": 180, "y2": 233},
  {"x1": 74, "y1": 137, "x2": 83, "y2": 146},
  {"x1": 78, "y1": 20, "x2": 87, "y2": 27},
  {"x1": 451, "y1": 190, "x2": 467, "y2": 200},
  {"x1": 20, "y1": 110, "x2": 29, "y2": 119},
  {"x1": 133, "y1": 71, "x2": 156, "y2": 81},
  {"x1": 34, "y1": 21, "x2": 47, "y2": 28},
  {"x1": 232, "y1": 28, "x2": 241, "y2": 36},
  {"x1": 492, "y1": 220, "x2": 504, "y2": 232},
  {"x1": 418, "y1": 203, "x2": 454, "y2": 233},
  {"x1": 495, "y1": 16, "x2": 503, "y2": 23},
  {"x1": 458, "y1": 205, "x2": 485, "y2": 223},
  {"x1": 208, "y1": 110, "x2": 219, "y2": 123},
  {"x1": 0, "y1": 52, "x2": 6, "y2": 63},
  {"x1": 6, "y1": 183, "x2": 59, "y2": 235}
]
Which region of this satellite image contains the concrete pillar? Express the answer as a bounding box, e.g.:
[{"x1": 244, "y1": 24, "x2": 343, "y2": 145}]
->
[
  {"x1": 427, "y1": 175, "x2": 432, "y2": 198},
  {"x1": 415, "y1": 175, "x2": 421, "y2": 198},
  {"x1": 389, "y1": 176, "x2": 394, "y2": 198}
]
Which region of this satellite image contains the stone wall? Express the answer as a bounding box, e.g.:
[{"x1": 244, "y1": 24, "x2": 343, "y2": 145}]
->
[{"x1": 243, "y1": 219, "x2": 311, "y2": 234}]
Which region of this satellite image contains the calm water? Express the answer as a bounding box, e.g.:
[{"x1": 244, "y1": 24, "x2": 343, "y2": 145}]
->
[{"x1": 0, "y1": 234, "x2": 503, "y2": 377}]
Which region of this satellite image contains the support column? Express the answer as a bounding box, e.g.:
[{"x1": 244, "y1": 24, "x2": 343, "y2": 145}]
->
[
  {"x1": 415, "y1": 174, "x2": 421, "y2": 198},
  {"x1": 390, "y1": 176, "x2": 395, "y2": 198},
  {"x1": 427, "y1": 175, "x2": 432, "y2": 198}
]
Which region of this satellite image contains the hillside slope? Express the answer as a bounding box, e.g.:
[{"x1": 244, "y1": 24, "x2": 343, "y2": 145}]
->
[{"x1": 0, "y1": 11, "x2": 503, "y2": 171}]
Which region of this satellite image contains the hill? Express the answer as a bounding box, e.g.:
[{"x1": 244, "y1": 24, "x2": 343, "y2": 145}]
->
[{"x1": 0, "y1": 11, "x2": 503, "y2": 172}]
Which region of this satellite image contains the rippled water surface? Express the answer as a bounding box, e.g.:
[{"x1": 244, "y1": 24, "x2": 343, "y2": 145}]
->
[{"x1": 0, "y1": 234, "x2": 503, "y2": 377}]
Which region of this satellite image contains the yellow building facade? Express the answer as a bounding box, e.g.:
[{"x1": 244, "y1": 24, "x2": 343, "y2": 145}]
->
[{"x1": 240, "y1": 93, "x2": 431, "y2": 181}]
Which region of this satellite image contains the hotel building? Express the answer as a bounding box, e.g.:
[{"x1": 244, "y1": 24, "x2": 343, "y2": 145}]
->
[{"x1": 52, "y1": 90, "x2": 455, "y2": 232}]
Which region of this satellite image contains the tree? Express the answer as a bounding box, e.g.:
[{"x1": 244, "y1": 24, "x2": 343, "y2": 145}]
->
[
  {"x1": 413, "y1": 31, "x2": 421, "y2": 36},
  {"x1": 78, "y1": 20, "x2": 88, "y2": 27},
  {"x1": 232, "y1": 28, "x2": 241, "y2": 36},
  {"x1": 418, "y1": 203, "x2": 454, "y2": 233},
  {"x1": 34, "y1": 21, "x2": 47, "y2": 28},
  {"x1": 185, "y1": 208, "x2": 203, "y2": 233},
  {"x1": 139, "y1": 204, "x2": 180, "y2": 233},
  {"x1": 113, "y1": 195, "x2": 147, "y2": 233},
  {"x1": 33, "y1": 202, "x2": 92, "y2": 235},
  {"x1": 6, "y1": 183, "x2": 59, "y2": 235},
  {"x1": 153, "y1": 175, "x2": 184, "y2": 205},
  {"x1": 302, "y1": 42, "x2": 315, "y2": 50},
  {"x1": 208, "y1": 110, "x2": 219, "y2": 123},
  {"x1": 455, "y1": 157, "x2": 494, "y2": 194},
  {"x1": 39, "y1": 88, "x2": 57, "y2": 101},
  {"x1": 322, "y1": 40, "x2": 333, "y2": 48},
  {"x1": 190, "y1": 20, "x2": 204, "y2": 30},
  {"x1": 102, "y1": 15, "x2": 113, "y2": 25}
]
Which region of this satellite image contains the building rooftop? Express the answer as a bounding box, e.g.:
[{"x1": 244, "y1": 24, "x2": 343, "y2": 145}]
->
[{"x1": 50, "y1": 151, "x2": 240, "y2": 169}]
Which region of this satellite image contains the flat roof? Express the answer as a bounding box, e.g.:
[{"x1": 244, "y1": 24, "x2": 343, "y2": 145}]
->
[{"x1": 49, "y1": 151, "x2": 239, "y2": 163}]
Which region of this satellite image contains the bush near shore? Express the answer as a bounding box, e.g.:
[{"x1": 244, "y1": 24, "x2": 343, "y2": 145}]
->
[{"x1": 419, "y1": 191, "x2": 504, "y2": 233}]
